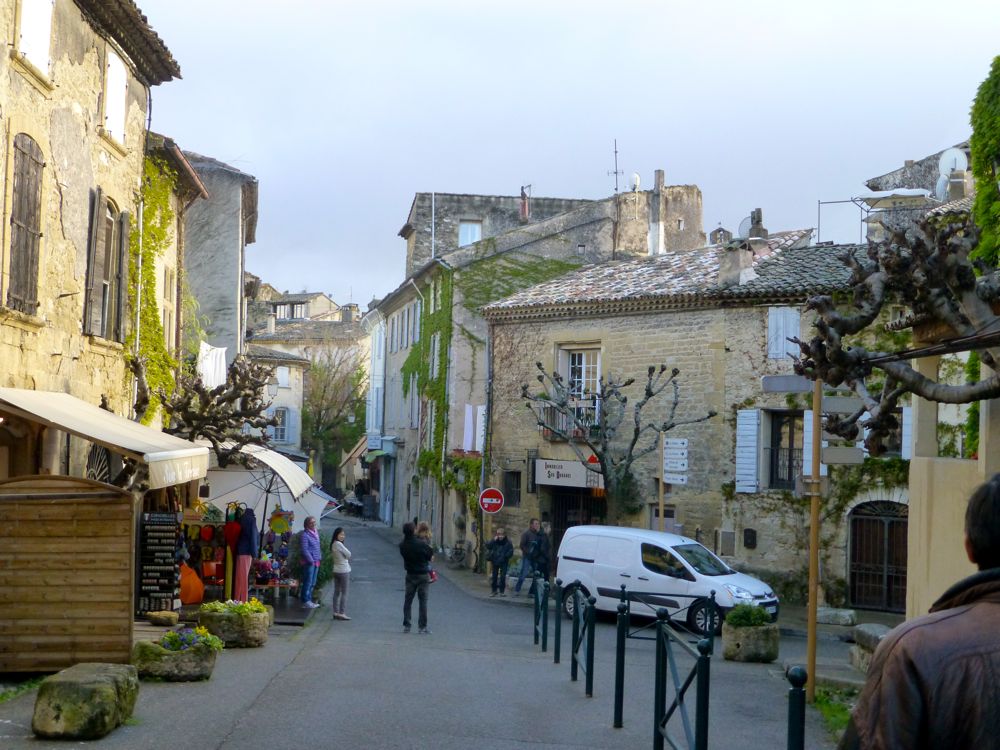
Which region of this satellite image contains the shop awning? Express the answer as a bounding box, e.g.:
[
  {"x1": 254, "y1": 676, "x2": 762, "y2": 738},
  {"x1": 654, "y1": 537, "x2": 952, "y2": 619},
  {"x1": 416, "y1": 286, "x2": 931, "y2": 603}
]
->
[
  {"x1": 0, "y1": 388, "x2": 208, "y2": 489},
  {"x1": 238, "y1": 444, "x2": 313, "y2": 500},
  {"x1": 339, "y1": 435, "x2": 367, "y2": 469},
  {"x1": 365, "y1": 449, "x2": 387, "y2": 460}
]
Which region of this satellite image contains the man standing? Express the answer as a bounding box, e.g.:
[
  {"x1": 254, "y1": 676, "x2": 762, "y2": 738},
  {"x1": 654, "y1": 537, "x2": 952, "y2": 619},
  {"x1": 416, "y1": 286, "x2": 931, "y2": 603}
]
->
[
  {"x1": 839, "y1": 474, "x2": 1000, "y2": 749},
  {"x1": 514, "y1": 518, "x2": 542, "y2": 595},
  {"x1": 486, "y1": 527, "x2": 514, "y2": 597},
  {"x1": 399, "y1": 522, "x2": 433, "y2": 634}
]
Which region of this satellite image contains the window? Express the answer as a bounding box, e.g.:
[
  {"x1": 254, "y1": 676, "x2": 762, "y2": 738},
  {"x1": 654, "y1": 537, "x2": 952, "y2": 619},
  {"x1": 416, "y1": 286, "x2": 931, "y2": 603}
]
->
[
  {"x1": 162, "y1": 266, "x2": 175, "y2": 348},
  {"x1": 413, "y1": 299, "x2": 421, "y2": 343},
  {"x1": 640, "y1": 543, "x2": 691, "y2": 580},
  {"x1": 673, "y1": 543, "x2": 731, "y2": 576},
  {"x1": 103, "y1": 49, "x2": 128, "y2": 143},
  {"x1": 503, "y1": 471, "x2": 522, "y2": 508},
  {"x1": 767, "y1": 411, "x2": 803, "y2": 490},
  {"x1": 7, "y1": 133, "x2": 44, "y2": 314},
  {"x1": 83, "y1": 189, "x2": 129, "y2": 341},
  {"x1": 17, "y1": 0, "x2": 53, "y2": 76},
  {"x1": 274, "y1": 303, "x2": 289, "y2": 319},
  {"x1": 564, "y1": 348, "x2": 601, "y2": 425},
  {"x1": 408, "y1": 374, "x2": 419, "y2": 428},
  {"x1": 430, "y1": 333, "x2": 441, "y2": 379},
  {"x1": 276, "y1": 366, "x2": 290, "y2": 388},
  {"x1": 272, "y1": 408, "x2": 288, "y2": 442},
  {"x1": 767, "y1": 306, "x2": 800, "y2": 359},
  {"x1": 458, "y1": 220, "x2": 482, "y2": 247}
]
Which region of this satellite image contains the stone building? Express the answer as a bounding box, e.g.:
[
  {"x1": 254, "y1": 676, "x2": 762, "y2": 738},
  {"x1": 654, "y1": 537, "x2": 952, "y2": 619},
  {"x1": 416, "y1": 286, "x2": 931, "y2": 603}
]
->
[
  {"x1": 482, "y1": 228, "x2": 916, "y2": 610},
  {"x1": 0, "y1": 0, "x2": 180, "y2": 475},
  {"x1": 182, "y1": 152, "x2": 258, "y2": 366},
  {"x1": 247, "y1": 344, "x2": 309, "y2": 458},
  {"x1": 366, "y1": 172, "x2": 707, "y2": 552}
]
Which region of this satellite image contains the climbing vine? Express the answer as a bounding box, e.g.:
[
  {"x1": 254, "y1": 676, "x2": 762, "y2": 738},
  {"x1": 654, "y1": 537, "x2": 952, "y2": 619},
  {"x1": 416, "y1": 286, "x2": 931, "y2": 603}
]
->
[
  {"x1": 441, "y1": 455, "x2": 484, "y2": 512},
  {"x1": 126, "y1": 156, "x2": 178, "y2": 423},
  {"x1": 971, "y1": 54, "x2": 1000, "y2": 264},
  {"x1": 455, "y1": 252, "x2": 582, "y2": 314},
  {"x1": 965, "y1": 351, "x2": 981, "y2": 457}
]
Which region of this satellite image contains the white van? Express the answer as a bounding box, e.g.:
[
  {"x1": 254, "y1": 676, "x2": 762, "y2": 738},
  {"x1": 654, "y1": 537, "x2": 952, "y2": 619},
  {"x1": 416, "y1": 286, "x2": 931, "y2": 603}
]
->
[{"x1": 556, "y1": 525, "x2": 778, "y2": 634}]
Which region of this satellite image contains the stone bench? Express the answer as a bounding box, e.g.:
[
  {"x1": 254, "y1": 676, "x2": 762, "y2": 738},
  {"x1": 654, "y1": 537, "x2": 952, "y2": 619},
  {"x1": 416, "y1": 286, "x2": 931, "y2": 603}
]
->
[
  {"x1": 33, "y1": 663, "x2": 139, "y2": 740},
  {"x1": 850, "y1": 623, "x2": 891, "y2": 674}
]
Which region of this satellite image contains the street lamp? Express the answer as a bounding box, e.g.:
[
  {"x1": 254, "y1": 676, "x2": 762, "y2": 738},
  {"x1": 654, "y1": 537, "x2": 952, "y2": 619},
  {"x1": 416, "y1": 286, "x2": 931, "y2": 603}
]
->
[{"x1": 266, "y1": 376, "x2": 278, "y2": 399}]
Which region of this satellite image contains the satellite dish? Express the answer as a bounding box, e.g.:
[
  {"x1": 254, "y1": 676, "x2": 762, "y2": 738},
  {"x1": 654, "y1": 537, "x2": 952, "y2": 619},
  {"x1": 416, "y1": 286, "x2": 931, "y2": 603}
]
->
[
  {"x1": 631, "y1": 173, "x2": 641, "y2": 192},
  {"x1": 737, "y1": 216, "x2": 752, "y2": 239},
  {"x1": 935, "y1": 174, "x2": 949, "y2": 201},
  {"x1": 938, "y1": 147, "x2": 968, "y2": 176}
]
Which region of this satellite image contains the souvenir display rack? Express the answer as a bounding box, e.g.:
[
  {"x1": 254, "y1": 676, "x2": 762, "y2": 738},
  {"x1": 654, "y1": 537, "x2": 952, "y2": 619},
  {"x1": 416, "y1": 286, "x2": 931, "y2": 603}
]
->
[{"x1": 136, "y1": 511, "x2": 181, "y2": 615}]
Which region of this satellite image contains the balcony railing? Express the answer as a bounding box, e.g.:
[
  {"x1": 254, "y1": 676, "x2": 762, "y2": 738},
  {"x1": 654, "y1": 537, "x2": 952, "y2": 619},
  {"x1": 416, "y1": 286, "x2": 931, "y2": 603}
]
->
[
  {"x1": 764, "y1": 446, "x2": 802, "y2": 490},
  {"x1": 540, "y1": 398, "x2": 601, "y2": 442}
]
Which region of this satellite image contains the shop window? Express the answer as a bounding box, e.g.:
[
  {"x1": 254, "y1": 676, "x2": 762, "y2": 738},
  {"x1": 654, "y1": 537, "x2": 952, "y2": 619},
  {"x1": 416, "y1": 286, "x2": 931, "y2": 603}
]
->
[
  {"x1": 83, "y1": 189, "x2": 129, "y2": 341},
  {"x1": 7, "y1": 133, "x2": 44, "y2": 314}
]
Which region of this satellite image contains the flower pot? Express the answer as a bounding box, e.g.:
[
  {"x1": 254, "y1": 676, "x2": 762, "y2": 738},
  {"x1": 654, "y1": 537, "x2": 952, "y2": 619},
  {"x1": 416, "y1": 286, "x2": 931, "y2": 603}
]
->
[
  {"x1": 131, "y1": 641, "x2": 218, "y2": 681},
  {"x1": 199, "y1": 610, "x2": 269, "y2": 648},
  {"x1": 722, "y1": 622, "x2": 779, "y2": 663}
]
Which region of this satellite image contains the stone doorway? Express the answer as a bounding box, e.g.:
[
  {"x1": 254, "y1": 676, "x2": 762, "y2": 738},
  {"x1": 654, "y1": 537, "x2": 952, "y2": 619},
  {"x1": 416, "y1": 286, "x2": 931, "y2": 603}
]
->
[
  {"x1": 848, "y1": 500, "x2": 908, "y2": 612},
  {"x1": 549, "y1": 487, "x2": 607, "y2": 568}
]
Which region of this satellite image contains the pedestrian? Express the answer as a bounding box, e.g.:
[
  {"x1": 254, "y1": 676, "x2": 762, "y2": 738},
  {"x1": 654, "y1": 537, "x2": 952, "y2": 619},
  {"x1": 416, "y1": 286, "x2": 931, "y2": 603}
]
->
[
  {"x1": 416, "y1": 520, "x2": 433, "y2": 546},
  {"x1": 399, "y1": 522, "x2": 433, "y2": 634},
  {"x1": 330, "y1": 527, "x2": 351, "y2": 621},
  {"x1": 839, "y1": 474, "x2": 1000, "y2": 749},
  {"x1": 486, "y1": 527, "x2": 514, "y2": 597},
  {"x1": 299, "y1": 516, "x2": 321, "y2": 609},
  {"x1": 513, "y1": 518, "x2": 542, "y2": 595}
]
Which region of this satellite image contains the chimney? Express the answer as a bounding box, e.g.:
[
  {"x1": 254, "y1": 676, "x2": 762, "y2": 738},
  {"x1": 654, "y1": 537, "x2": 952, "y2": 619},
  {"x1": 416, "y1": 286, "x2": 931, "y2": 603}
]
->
[
  {"x1": 717, "y1": 240, "x2": 759, "y2": 288},
  {"x1": 948, "y1": 170, "x2": 968, "y2": 200},
  {"x1": 748, "y1": 208, "x2": 768, "y2": 239},
  {"x1": 904, "y1": 159, "x2": 915, "y2": 168},
  {"x1": 710, "y1": 227, "x2": 733, "y2": 245},
  {"x1": 520, "y1": 185, "x2": 531, "y2": 222},
  {"x1": 266, "y1": 313, "x2": 276, "y2": 334},
  {"x1": 654, "y1": 169, "x2": 665, "y2": 193}
]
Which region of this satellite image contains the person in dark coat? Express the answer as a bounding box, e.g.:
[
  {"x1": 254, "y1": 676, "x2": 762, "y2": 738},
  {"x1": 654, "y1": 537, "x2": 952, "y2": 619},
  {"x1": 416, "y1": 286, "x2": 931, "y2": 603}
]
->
[
  {"x1": 839, "y1": 474, "x2": 1000, "y2": 749},
  {"x1": 399, "y1": 522, "x2": 434, "y2": 634},
  {"x1": 485, "y1": 527, "x2": 514, "y2": 597}
]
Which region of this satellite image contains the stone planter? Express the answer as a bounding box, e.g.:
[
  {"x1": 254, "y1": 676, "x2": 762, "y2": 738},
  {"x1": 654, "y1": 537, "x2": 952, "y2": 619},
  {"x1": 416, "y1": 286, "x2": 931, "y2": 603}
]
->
[
  {"x1": 722, "y1": 622, "x2": 779, "y2": 663},
  {"x1": 199, "y1": 610, "x2": 269, "y2": 648},
  {"x1": 131, "y1": 641, "x2": 218, "y2": 681}
]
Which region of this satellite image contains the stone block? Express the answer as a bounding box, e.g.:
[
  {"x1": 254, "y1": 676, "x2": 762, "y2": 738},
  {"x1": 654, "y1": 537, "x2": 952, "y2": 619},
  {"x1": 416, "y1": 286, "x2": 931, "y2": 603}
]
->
[
  {"x1": 853, "y1": 622, "x2": 891, "y2": 652},
  {"x1": 849, "y1": 644, "x2": 873, "y2": 674},
  {"x1": 722, "y1": 622, "x2": 780, "y2": 663},
  {"x1": 131, "y1": 641, "x2": 217, "y2": 681},
  {"x1": 32, "y1": 663, "x2": 139, "y2": 740},
  {"x1": 816, "y1": 607, "x2": 857, "y2": 626},
  {"x1": 199, "y1": 611, "x2": 269, "y2": 647},
  {"x1": 146, "y1": 611, "x2": 179, "y2": 626}
]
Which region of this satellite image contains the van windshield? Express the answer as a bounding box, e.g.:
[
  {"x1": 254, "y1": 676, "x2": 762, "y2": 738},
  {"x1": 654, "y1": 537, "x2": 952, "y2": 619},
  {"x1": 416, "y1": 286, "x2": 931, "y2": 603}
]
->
[{"x1": 672, "y1": 544, "x2": 732, "y2": 576}]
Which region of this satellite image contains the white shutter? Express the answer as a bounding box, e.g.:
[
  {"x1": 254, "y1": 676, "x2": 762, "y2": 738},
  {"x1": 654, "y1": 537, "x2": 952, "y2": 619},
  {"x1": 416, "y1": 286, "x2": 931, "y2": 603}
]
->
[
  {"x1": 901, "y1": 406, "x2": 912, "y2": 460},
  {"x1": 287, "y1": 409, "x2": 300, "y2": 447},
  {"x1": 735, "y1": 409, "x2": 760, "y2": 493},
  {"x1": 801, "y1": 411, "x2": 828, "y2": 477},
  {"x1": 463, "y1": 404, "x2": 474, "y2": 451},
  {"x1": 768, "y1": 307, "x2": 800, "y2": 360},
  {"x1": 475, "y1": 405, "x2": 487, "y2": 453},
  {"x1": 783, "y1": 308, "x2": 801, "y2": 355},
  {"x1": 856, "y1": 412, "x2": 870, "y2": 457},
  {"x1": 19, "y1": 0, "x2": 53, "y2": 73},
  {"x1": 105, "y1": 50, "x2": 128, "y2": 142}
]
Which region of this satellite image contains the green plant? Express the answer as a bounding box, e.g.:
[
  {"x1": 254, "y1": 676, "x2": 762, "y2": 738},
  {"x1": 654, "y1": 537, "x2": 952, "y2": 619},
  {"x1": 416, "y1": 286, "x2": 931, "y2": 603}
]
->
[
  {"x1": 724, "y1": 603, "x2": 772, "y2": 627},
  {"x1": 814, "y1": 687, "x2": 858, "y2": 738},
  {"x1": 160, "y1": 626, "x2": 224, "y2": 653},
  {"x1": 0, "y1": 676, "x2": 42, "y2": 704},
  {"x1": 971, "y1": 55, "x2": 1000, "y2": 265},
  {"x1": 200, "y1": 598, "x2": 267, "y2": 617}
]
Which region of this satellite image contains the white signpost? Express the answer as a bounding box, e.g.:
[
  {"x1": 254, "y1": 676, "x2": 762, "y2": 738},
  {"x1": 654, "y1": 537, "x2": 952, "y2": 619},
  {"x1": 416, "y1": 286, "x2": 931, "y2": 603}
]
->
[{"x1": 659, "y1": 437, "x2": 691, "y2": 529}]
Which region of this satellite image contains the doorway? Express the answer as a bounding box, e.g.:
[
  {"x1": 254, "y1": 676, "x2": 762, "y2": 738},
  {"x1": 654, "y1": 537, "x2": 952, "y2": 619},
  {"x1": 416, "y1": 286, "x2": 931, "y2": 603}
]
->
[
  {"x1": 550, "y1": 486, "x2": 607, "y2": 564},
  {"x1": 848, "y1": 501, "x2": 908, "y2": 612}
]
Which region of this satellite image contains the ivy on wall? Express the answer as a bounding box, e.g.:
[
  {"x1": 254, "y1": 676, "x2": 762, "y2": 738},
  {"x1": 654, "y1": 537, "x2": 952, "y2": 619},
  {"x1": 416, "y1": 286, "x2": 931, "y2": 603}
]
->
[
  {"x1": 970, "y1": 54, "x2": 1000, "y2": 264},
  {"x1": 455, "y1": 253, "x2": 582, "y2": 314},
  {"x1": 125, "y1": 156, "x2": 178, "y2": 423}
]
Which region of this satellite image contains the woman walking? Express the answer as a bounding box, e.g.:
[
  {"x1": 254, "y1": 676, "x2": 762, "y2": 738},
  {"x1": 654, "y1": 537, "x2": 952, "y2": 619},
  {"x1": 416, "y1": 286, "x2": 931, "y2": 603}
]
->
[{"x1": 330, "y1": 527, "x2": 352, "y2": 620}]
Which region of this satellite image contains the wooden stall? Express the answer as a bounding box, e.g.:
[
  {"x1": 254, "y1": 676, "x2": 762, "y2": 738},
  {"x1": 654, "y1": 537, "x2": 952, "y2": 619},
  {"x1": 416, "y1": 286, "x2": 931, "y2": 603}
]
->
[{"x1": 0, "y1": 476, "x2": 134, "y2": 672}]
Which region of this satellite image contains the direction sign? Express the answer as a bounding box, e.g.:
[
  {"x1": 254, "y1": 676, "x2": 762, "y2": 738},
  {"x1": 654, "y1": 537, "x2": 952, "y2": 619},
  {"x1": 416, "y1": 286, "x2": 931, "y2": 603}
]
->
[
  {"x1": 664, "y1": 438, "x2": 688, "y2": 448},
  {"x1": 821, "y1": 446, "x2": 865, "y2": 465},
  {"x1": 478, "y1": 487, "x2": 504, "y2": 514},
  {"x1": 664, "y1": 459, "x2": 689, "y2": 472},
  {"x1": 662, "y1": 473, "x2": 689, "y2": 485},
  {"x1": 664, "y1": 447, "x2": 688, "y2": 460},
  {"x1": 821, "y1": 396, "x2": 864, "y2": 415}
]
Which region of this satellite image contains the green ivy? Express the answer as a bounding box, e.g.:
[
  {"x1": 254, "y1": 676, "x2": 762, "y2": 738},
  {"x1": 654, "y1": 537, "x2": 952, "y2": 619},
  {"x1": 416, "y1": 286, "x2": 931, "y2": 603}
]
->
[
  {"x1": 126, "y1": 156, "x2": 178, "y2": 422},
  {"x1": 823, "y1": 457, "x2": 910, "y2": 525},
  {"x1": 441, "y1": 455, "x2": 484, "y2": 512},
  {"x1": 455, "y1": 253, "x2": 582, "y2": 314},
  {"x1": 970, "y1": 55, "x2": 1000, "y2": 264},
  {"x1": 965, "y1": 351, "x2": 981, "y2": 457}
]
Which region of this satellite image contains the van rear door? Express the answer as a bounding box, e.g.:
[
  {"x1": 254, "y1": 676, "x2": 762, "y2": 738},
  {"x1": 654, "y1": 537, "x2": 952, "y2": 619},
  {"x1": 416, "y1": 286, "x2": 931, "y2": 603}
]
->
[{"x1": 591, "y1": 535, "x2": 633, "y2": 611}]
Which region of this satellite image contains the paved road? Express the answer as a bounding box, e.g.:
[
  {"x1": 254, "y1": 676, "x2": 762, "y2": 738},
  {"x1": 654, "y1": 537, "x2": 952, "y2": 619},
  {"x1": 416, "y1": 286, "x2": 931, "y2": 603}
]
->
[{"x1": 0, "y1": 519, "x2": 840, "y2": 749}]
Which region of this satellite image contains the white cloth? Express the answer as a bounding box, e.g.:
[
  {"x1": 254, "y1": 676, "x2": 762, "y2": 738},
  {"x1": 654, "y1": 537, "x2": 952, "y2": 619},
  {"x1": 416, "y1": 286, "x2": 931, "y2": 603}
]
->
[
  {"x1": 197, "y1": 341, "x2": 228, "y2": 388},
  {"x1": 331, "y1": 540, "x2": 352, "y2": 573}
]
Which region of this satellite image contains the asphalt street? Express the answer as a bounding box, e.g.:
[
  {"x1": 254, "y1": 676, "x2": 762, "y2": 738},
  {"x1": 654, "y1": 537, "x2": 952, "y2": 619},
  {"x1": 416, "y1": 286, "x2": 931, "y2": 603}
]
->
[{"x1": 0, "y1": 518, "x2": 841, "y2": 749}]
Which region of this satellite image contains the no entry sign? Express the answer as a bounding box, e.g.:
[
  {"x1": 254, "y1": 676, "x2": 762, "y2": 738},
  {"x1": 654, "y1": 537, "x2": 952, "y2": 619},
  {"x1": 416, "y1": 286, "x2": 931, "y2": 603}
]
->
[{"x1": 478, "y1": 487, "x2": 504, "y2": 514}]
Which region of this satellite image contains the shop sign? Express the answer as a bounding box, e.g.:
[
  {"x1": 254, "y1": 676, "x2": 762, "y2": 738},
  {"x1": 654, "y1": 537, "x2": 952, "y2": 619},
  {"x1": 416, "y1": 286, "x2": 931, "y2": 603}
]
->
[{"x1": 535, "y1": 459, "x2": 605, "y2": 489}]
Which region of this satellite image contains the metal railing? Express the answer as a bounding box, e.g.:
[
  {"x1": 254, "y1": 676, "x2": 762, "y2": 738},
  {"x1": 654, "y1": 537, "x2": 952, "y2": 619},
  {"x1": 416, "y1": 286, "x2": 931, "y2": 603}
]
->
[
  {"x1": 570, "y1": 585, "x2": 597, "y2": 697},
  {"x1": 533, "y1": 575, "x2": 549, "y2": 652},
  {"x1": 653, "y1": 608, "x2": 712, "y2": 750},
  {"x1": 540, "y1": 398, "x2": 601, "y2": 441}
]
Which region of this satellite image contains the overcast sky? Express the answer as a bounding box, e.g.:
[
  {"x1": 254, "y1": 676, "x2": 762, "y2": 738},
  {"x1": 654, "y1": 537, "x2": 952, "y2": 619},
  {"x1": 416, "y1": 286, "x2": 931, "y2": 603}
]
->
[{"x1": 141, "y1": 0, "x2": 999, "y2": 308}]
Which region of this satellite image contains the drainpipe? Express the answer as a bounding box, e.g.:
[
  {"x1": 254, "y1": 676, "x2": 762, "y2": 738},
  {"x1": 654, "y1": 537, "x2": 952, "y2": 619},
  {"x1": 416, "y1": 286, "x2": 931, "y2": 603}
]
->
[
  {"x1": 430, "y1": 192, "x2": 436, "y2": 260},
  {"x1": 477, "y1": 321, "x2": 494, "y2": 573}
]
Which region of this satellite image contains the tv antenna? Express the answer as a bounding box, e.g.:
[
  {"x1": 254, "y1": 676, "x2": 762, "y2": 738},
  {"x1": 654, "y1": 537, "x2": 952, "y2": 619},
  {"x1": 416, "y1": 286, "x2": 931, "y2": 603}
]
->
[
  {"x1": 608, "y1": 139, "x2": 624, "y2": 194},
  {"x1": 736, "y1": 215, "x2": 753, "y2": 240},
  {"x1": 936, "y1": 147, "x2": 968, "y2": 201}
]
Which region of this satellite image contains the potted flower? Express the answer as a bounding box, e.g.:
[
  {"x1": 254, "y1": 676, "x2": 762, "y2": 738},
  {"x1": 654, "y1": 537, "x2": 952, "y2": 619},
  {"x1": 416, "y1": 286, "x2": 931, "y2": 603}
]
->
[
  {"x1": 132, "y1": 626, "x2": 224, "y2": 681},
  {"x1": 721, "y1": 604, "x2": 779, "y2": 663},
  {"x1": 199, "y1": 598, "x2": 270, "y2": 648}
]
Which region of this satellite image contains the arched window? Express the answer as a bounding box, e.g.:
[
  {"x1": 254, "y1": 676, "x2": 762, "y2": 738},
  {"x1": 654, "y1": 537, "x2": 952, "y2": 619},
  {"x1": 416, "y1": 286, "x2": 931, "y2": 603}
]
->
[{"x1": 7, "y1": 133, "x2": 44, "y2": 314}]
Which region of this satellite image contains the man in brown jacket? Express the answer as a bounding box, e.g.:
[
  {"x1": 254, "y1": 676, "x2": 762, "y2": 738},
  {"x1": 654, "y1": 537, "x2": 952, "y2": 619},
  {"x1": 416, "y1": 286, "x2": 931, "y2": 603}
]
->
[{"x1": 839, "y1": 474, "x2": 1000, "y2": 749}]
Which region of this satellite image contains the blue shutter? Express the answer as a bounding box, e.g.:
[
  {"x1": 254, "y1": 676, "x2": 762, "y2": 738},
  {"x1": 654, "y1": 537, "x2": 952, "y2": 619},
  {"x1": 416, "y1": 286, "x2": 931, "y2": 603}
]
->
[
  {"x1": 801, "y1": 410, "x2": 828, "y2": 477},
  {"x1": 901, "y1": 406, "x2": 912, "y2": 460},
  {"x1": 287, "y1": 408, "x2": 300, "y2": 448},
  {"x1": 735, "y1": 409, "x2": 760, "y2": 493}
]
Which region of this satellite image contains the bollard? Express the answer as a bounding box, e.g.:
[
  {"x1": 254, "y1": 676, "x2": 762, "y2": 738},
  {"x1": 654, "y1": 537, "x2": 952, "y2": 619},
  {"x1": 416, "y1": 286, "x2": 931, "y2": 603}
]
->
[
  {"x1": 695, "y1": 638, "x2": 712, "y2": 750},
  {"x1": 786, "y1": 666, "x2": 808, "y2": 750},
  {"x1": 707, "y1": 590, "x2": 718, "y2": 654},
  {"x1": 532, "y1": 572, "x2": 542, "y2": 645},
  {"x1": 570, "y1": 583, "x2": 581, "y2": 682},
  {"x1": 653, "y1": 608, "x2": 669, "y2": 750},
  {"x1": 541, "y1": 580, "x2": 550, "y2": 652},
  {"x1": 614, "y1": 602, "x2": 627, "y2": 728},
  {"x1": 553, "y1": 578, "x2": 562, "y2": 664},
  {"x1": 585, "y1": 595, "x2": 596, "y2": 697}
]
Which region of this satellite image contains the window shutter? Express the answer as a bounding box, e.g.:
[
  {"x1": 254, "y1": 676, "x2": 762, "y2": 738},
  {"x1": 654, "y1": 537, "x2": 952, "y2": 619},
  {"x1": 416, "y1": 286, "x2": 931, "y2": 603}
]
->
[
  {"x1": 83, "y1": 188, "x2": 106, "y2": 335},
  {"x1": 114, "y1": 210, "x2": 130, "y2": 342},
  {"x1": 287, "y1": 408, "x2": 300, "y2": 447},
  {"x1": 801, "y1": 411, "x2": 828, "y2": 477},
  {"x1": 19, "y1": 0, "x2": 53, "y2": 73},
  {"x1": 782, "y1": 308, "x2": 800, "y2": 354},
  {"x1": 735, "y1": 409, "x2": 760, "y2": 493},
  {"x1": 901, "y1": 406, "x2": 912, "y2": 460},
  {"x1": 767, "y1": 308, "x2": 783, "y2": 359}
]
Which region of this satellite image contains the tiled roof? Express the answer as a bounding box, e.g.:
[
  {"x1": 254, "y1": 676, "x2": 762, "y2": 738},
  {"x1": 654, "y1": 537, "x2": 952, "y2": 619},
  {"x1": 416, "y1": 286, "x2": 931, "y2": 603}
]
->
[
  {"x1": 272, "y1": 292, "x2": 327, "y2": 304},
  {"x1": 247, "y1": 345, "x2": 309, "y2": 364},
  {"x1": 75, "y1": 0, "x2": 180, "y2": 85},
  {"x1": 251, "y1": 320, "x2": 364, "y2": 342},
  {"x1": 485, "y1": 232, "x2": 866, "y2": 318},
  {"x1": 927, "y1": 195, "x2": 974, "y2": 216}
]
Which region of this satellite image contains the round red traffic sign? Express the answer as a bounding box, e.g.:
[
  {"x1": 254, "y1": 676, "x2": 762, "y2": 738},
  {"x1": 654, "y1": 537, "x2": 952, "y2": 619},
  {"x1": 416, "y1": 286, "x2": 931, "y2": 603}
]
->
[{"x1": 479, "y1": 487, "x2": 504, "y2": 514}]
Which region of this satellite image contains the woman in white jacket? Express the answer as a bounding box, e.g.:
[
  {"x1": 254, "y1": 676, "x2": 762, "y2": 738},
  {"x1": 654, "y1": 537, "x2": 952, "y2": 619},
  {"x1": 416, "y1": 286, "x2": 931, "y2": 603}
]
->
[{"x1": 330, "y1": 527, "x2": 352, "y2": 620}]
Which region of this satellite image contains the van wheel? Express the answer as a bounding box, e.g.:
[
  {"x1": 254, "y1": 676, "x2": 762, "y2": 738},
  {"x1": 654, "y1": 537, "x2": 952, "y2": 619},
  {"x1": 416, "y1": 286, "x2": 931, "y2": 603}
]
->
[
  {"x1": 562, "y1": 585, "x2": 590, "y2": 620},
  {"x1": 687, "y1": 599, "x2": 721, "y2": 636}
]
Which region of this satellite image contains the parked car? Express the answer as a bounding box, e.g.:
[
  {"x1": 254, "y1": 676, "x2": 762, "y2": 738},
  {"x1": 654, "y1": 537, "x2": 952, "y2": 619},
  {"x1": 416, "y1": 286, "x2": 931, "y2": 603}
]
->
[{"x1": 555, "y1": 525, "x2": 778, "y2": 635}]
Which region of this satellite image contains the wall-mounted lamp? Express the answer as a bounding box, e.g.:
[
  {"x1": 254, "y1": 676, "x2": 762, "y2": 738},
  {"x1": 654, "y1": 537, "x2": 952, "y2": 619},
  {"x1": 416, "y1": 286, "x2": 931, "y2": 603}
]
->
[{"x1": 266, "y1": 376, "x2": 279, "y2": 399}]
